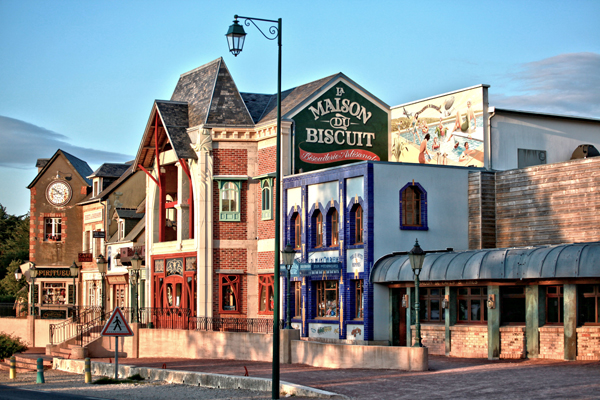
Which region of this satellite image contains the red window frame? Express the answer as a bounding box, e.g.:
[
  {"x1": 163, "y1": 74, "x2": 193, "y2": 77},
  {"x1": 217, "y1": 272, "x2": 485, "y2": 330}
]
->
[
  {"x1": 259, "y1": 274, "x2": 274, "y2": 314},
  {"x1": 354, "y1": 206, "x2": 363, "y2": 244},
  {"x1": 219, "y1": 274, "x2": 241, "y2": 314}
]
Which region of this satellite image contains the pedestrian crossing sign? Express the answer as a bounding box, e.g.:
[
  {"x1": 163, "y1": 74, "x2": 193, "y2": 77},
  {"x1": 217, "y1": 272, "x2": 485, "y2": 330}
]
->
[{"x1": 101, "y1": 307, "x2": 134, "y2": 336}]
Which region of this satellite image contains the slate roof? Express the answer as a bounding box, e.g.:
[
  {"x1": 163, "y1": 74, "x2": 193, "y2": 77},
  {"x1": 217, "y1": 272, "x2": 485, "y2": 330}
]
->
[
  {"x1": 27, "y1": 149, "x2": 93, "y2": 189},
  {"x1": 114, "y1": 208, "x2": 143, "y2": 220},
  {"x1": 240, "y1": 93, "x2": 274, "y2": 124},
  {"x1": 36, "y1": 158, "x2": 50, "y2": 169},
  {"x1": 88, "y1": 163, "x2": 130, "y2": 179},
  {"x1": 124, "y1": 218, "x2": 145, "y2": 243},
  {"x1": 78, "y1": 164, "x2": 136, "y2": 205},
  {"x1": 156, "y1": 101, "x2": 195, "y2": 160}
]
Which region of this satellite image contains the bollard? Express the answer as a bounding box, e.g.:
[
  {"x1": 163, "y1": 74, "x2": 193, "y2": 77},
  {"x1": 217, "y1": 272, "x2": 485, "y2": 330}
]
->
[
  {"x1": 84, "y1": 358, "x2": 92, "y2": 384},
  {"x1": 36, "y1": 358, "x2": 45, "y2": 384},
  {"x1": 9, "y1": 356, "x2": 16, "y2": 380}
]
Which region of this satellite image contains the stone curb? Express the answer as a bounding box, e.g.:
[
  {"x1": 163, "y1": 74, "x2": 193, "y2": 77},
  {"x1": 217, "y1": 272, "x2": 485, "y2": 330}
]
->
[{"x1": 53, "y1": 358, "x2": 348, "y2": 399}]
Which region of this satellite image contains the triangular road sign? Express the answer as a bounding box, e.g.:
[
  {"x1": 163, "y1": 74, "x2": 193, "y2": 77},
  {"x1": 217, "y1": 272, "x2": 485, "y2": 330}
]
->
[{"x1": 101, "y1": 307, "x2": 134, "y2": 336}]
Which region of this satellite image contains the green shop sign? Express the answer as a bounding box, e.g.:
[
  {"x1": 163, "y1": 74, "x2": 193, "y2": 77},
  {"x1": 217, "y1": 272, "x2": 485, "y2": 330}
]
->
[{"x1": 293, "y1": 81, "x2": 388, "y2": 173}]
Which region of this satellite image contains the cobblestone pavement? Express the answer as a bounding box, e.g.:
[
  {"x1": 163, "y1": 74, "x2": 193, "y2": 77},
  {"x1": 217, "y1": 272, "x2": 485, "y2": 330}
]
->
[{"x1": 2, "y1": 356, "x2": 600, "y2": 399}]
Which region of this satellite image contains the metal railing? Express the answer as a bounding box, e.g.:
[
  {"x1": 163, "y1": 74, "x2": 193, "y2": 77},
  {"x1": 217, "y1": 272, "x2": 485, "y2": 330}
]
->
[
  {"x1": 191, "y1": 317, "x2": 284, "y2": 334},
  {"x1": 49, "y1": 306, "x2": 103, "y2": 345},
  {"x1": 76, "y1": 311, "x2": 106, "y2": 347}
]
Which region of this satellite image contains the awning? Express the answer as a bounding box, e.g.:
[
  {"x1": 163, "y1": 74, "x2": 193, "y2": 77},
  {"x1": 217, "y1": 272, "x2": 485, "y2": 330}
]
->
[{"x1": 370, "y1": 242, "x2": 600, "y2": 283}]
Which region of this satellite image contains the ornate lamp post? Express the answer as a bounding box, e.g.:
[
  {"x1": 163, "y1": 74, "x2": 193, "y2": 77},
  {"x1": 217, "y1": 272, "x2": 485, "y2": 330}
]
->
[
  {"x1": 127, "y1": 250, "x2": 143, "y2": 323},
  {"x1": 29, "y1": 263, "x2": 37, "y2": 318},
  {"x1": 14, "y1": 266, "x2": 22, "y2": 281},
  {"x1": 95, "y1": 254, "x2": 108, "y2": 317},
  {"x1": 281, "y1": 244, "x2": 296, "y2": 329},
  {"x1": 70, "y1": 261, "x2": 79, "y2": 319},
  {"x1": 226, "y1": 14, "x2": 283, "y2": 399},
  {"x1": 408, "y1": 239, "x2": 426, "y2": 347}
]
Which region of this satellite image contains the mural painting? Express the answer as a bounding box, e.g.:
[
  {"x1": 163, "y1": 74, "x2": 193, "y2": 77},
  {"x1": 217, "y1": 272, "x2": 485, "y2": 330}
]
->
[
  {"x1": 309, "y1": 323, "x2": 340, "y2": 339},
  {"x1": 390, "y1": 85, "x2": 488, "y2": 168}
]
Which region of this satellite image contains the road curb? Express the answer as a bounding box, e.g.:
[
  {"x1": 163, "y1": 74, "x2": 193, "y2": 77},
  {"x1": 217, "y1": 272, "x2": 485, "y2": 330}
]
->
[{"x1": 53, "y1": 358, "x2": 348, "y2": 399}]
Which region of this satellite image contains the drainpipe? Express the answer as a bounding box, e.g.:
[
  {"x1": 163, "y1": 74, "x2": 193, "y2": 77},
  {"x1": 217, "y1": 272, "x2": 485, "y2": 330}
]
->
[{"x1": 486, "y1": 107, "x2": 496, "y2": 171}]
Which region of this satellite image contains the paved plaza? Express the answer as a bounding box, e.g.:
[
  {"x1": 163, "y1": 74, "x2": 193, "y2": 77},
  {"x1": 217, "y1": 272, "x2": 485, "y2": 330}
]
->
[{"x1": 2, "y1": 356, "x2": 600, "y2": 399}]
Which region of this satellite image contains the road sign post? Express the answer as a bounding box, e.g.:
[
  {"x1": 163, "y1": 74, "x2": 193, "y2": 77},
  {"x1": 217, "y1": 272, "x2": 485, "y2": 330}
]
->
[{"x1": 100, "y1": 307, "x2": 134, "y2": 380}]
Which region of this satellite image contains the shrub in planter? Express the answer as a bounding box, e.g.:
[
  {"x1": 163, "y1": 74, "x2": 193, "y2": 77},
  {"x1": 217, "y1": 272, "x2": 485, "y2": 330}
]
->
[{"x1": 0, "y1": 332, "x2": 27, "y2": 359}]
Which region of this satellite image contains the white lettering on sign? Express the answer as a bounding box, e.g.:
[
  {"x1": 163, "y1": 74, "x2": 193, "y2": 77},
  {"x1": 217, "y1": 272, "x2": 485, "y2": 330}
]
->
[
  {"x1": 306, "y1": 129, "x2": 375, "y2": 147},
  {"x1": 336, "y1": 87, "x2": 345, "y2": 96},
  {"x1": 308, "y1": 98, "x2": 372, "y2": 124},
  {"x1": 84, "y1": 209, "x2": 103, "y2": 224}
]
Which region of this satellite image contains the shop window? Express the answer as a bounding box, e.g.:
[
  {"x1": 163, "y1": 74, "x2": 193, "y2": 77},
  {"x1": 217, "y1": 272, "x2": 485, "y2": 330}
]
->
[
  {"x1": 294, "y1": 281, "x2": 302, "y2": 317},
  {"x1": 457, "y1": 287, "x2": 488, "y2": 323},
  {"x1": 420, "y1": 288, "x2": 445, "y2": 322},
  {"x1": 578, "y1": 285, "x2": 600, "y2": 325},
  {"x1": 501, "y1": 286, "x2": 526, "y2": 324},
  {"x1": 350, "y1": 205, "x2": 363, "y2": 245},
  {"x1": 316, "y1": 280, "x2": 339, "y2": 318},
  {"x1": 259, "y1": 275, "x2": 274, "y2": 314},
  {"x1": 546, "y1": 285, "x2": 564, "y2": 324},
  {"x1": 261, "y1": 180, "x2": 272, "y2": 220},
  {"x1": 327, "y1": 208, "x2": 339, "y2": 247},
  {"x1": 42, "y1": 282, "x2": 66, "y2": 305},
  {"x1": 355, "y1": 280, "x2": 364, "y2": 319},
  {"x1": 312, "y1": 211, "x2": 323, "y2": 248},
  {"x1": 220, "y1": 275, "x2": 240, "y2": 313},
  {"x1": 219, "y1": 181, "x2": 241, "y2": 222},
  {"x1": 291, "y1": 213, "x2": 302, "y2": 250},
  {"x1": 400, "y1": 183, "x2": 428, "y2": 230},
  {"x1": 45, "y1": 218, "x2": 62, "y2": 241}
]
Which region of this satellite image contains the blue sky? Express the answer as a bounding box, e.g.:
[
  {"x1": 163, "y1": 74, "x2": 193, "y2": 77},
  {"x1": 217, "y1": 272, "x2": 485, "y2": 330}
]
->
[{"x1": 1, "y1": 0, "x2": 599, "y2": 215}]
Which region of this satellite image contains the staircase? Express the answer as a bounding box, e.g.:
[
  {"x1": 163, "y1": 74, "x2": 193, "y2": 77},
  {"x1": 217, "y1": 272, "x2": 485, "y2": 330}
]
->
[
  {"x1": 47, "y1": 307, "x2": 104, "y2": 358},
  {"x1": 0, "y1": 348, "x2": 52, "y2": 372}
]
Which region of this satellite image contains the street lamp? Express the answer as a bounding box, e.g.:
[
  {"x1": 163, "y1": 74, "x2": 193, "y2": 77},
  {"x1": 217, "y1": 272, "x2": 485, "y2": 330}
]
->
[
  {"x1": 127, "y1": 250, "x2": 143, "y2": 323},
  {"x1": 29, "y1": 263, "x2": 37, "y2": 318},
  {"x1": 14, "y1": 266, "x2": 22, "y2": 281},
  {"x1": 408, "y1": 239, "x2": 426, "y2": 347},
  {"x1": 70, "y1": 261, "x2": 79, "y2": 319},
  {"x1": 227, "y1": 14, "x2": 283, "y2": 399},
  {"x1": 96, "y1": 254, "x2": 108, "y2": 317},
  {"x1": 281, "y1": 244, "x2": 296, "y2": 329}
]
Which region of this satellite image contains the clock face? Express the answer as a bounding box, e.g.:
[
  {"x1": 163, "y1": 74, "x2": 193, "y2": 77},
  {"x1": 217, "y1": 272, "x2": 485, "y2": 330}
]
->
[{"x1": 46, "y1": 180, "x2": 72, "y2": 206}]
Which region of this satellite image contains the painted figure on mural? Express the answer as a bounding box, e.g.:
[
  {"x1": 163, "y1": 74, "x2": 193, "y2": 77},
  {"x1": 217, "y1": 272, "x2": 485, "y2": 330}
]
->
[
  {"x1": 459, "y1": 142, "x2": 477, "y2": 162},
  {"x1": 418, "y1": 133, "x2": 431, "y2": 164}
]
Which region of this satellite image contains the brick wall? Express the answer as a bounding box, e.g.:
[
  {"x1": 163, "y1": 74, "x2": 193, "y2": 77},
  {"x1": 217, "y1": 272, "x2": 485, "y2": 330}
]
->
[
  {"x1": 213, "y1": 148, "x2": 248, "y2": 175},
  {"x1": 257, "y1": 184, "x2": 275, "y2": 240},
  {"x1": 213, "y1": 181, "x2": 248, "y2": 240},
  {"x1": 499, "y1": 326, "x2": 526, "y2": 359},
  {"x1": 539, "y1": 326, "x2": 564, "y2": 360},
  {"x1": 411, "y1": 324, "x2": 445, "y2": 355},
  {"x1": 257, "y1": 146, "x2": 276, "y2": 176},
  {"x1": 449, "y1": 325, "x2": 488, "y2": 358},
  {"x1": 576, "y1": 327, "x2": 600, "y2": 360},
  {"x1": 257, "y1": 251, "x2": 274, "y2": 271},
  {"x1": 213, "y1": 248, "x2": 248, "y2": 317}
]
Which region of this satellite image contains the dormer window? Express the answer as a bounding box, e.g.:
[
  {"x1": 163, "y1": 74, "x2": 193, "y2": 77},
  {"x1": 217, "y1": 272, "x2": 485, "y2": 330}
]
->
[
  {"x1": 119, "y1": 220, "x2": 126, "y2": 240},
  {"x1": 93, "y1": 178, "x2": 103, "y2": 197}
]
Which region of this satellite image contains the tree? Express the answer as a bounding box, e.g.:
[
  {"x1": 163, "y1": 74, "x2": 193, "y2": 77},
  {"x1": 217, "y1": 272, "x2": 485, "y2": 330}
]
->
[
  {"x1": 0, "y1": 260, "x2": 28, "y2": 301},
  {"x1": 0, "y1": 204, "x2": 29, "y2": 288}
]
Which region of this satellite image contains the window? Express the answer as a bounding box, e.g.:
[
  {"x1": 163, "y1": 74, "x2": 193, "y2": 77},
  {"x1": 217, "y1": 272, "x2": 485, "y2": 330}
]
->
[
  {"x1": 457, "y1": 287, "x2": 487, "y2": 323},
  {"x1": 314, "y1": 211, "x2": 323, "y2": 248},
  {"x1": 83, "y1": 230, "x2": 91, "y2": 252},
  {"x1": 219, "y1": 181, "x2": 241, "y2": 222},
  {"x1": 400, "y1": 183, "x2": 428, "y2": 230},
  {"x1": 355, "y1": 280, "x2": 363, "y2": 319},
  {"x1": 351, "y1": 205, "x2": 363, "y2": 245},
  {"x1": 220, "y1": 275, "x2": 240, "y2": 313},
  {"x1": 316, "y1": 280, "x2": 339, "y2": 318},
  {"x1": 501, "y1": 286, "x2": 526, "y2": 324},
  {"x1": 546, "y1": 285, "x2": 564, "y2": 324},
  {"x1": 294, "y1": 281, "x2": 302, "y2": 317},
  {"x1": 292, "y1": 213, "x2": 302, "y2": 250},
  {"x1": 42, "y1": 282, "x2": 66, "y2": 305},
  {"x1": 420, "y1": 288, "x2": 445, "y2": 322},
  {"x1": 328, "y1": 209, "x2": 339, "y2": 247},
  {"x1": 261, "y1": 180, "x2": 272, "y2": 220},
  {"x1": 94, "y1": 229, "x2": 103, "y2": 257},
  {"x1": 119, "y1": 220, "x2": 126, "y2": 240},
  {"x1": 45, "y1": 218, "x2": 62, "y2": 241},
  {"x1": 579, "y1": 285, "x2": 600, "y2": 325},
  {"x1": 259, "y1": 275, "x2": 274, "y2": 314}
]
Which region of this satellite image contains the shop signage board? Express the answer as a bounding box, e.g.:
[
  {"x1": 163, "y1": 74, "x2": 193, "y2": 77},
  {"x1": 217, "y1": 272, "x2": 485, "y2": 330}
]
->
[
  {"x1": 35, "y1": 268, "x2": 71, "y2": 278},
  {"x1": 287, "y1": 262, "x2": 342, "y2": 279},
  {"x1": 92, "y1": 231, "x2": 105, "y2": 239},
  {"x1": 78, "y1": 253, "x2": 93, "y2": 262},
  {"x1": 292, "y1": 80, "x2": 389, "y2": 173},
  {"x1": 84, "y1": 209, "x2": 103, "y2": 224}
]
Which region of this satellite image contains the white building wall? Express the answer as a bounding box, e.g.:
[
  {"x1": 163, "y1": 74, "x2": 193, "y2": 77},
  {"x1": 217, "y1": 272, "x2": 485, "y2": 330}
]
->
[
  {"x1": 491, "y1": 110, "x2": 600, "y2": 171},
  {"x1": 372, "y1": 284, "x2": 390, "y2": 341}
]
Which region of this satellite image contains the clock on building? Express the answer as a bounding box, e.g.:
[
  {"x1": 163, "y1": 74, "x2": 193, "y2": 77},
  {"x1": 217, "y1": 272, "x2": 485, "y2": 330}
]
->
[{"x1": 46, "y1": 180, "x2": 72, "y2": 206}]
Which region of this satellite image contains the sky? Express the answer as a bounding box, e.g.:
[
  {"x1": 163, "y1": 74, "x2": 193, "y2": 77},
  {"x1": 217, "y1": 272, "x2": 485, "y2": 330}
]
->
[{"x1": 1, "y1": 0, "x2": 599, "y2": 216}]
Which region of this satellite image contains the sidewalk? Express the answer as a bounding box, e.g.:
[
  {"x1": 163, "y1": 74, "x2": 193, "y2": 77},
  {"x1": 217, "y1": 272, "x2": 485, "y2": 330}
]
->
[{"x1": 90, "y1": 355, "x2": 600, "y2": 399}]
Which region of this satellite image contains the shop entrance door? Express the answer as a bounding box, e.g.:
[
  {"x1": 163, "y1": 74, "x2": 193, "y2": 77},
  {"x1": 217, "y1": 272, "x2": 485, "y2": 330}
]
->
[
  {"x1": 153, "y1": 274, "x2": 195, "y2": 328},
  {"x1": 113, "y1": 284, "x2": 126, "y2": 309},
  {"x1": 391, "y1": 287, "x2": 407, "y2": 346}
]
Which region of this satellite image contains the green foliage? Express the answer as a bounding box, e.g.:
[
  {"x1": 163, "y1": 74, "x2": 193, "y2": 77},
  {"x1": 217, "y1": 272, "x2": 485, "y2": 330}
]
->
[
  {"x1": 0, "y1": 204, "x2": 29, "y2": 290},
  {"x1": 0, "y1": 332, "x2": 28, "y2": 358},
  {"x1": 0, "y1": 260, "x2": 28, "y2": 300}
]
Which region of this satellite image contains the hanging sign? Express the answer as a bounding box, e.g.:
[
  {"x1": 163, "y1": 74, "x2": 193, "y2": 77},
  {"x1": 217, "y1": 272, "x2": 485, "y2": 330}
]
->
[
  {"x1": 93, "y1": 231, "x2": 105, "y2": 239},
  {"x1": 101, "y1": 307, "x2": 134, "y2": 336}
]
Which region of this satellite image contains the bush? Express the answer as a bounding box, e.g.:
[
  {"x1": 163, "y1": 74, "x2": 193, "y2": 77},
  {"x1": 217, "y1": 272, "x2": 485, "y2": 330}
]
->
[{"x1": 0, "y1": 332, "x2": 27, "y2": 359}]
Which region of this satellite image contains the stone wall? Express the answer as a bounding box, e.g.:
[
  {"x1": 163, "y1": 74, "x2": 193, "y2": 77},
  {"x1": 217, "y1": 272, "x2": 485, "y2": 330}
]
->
[
  {"x1": 449, "y1": 325, "x2": 487, "y2": 358},
  {"x1": 539, "y1": 326, "x2": 564, "y2": 359},
  {"x1": 576, "y1": 327, "x2": 600, "y2": 360},
  {"x1": 499, "y1": 326, "x2": 526, "y2": 359}
]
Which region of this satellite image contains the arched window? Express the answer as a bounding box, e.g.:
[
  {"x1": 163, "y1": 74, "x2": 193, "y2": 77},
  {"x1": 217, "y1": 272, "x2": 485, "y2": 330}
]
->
[
  {"x1": 314, "y1": 211, "x2": 323, "y2": 248},
  {"x1": 261, "y1": 179, "x2": 272, "y2": 220},
  {"x1": 353, "y1": 205, "x2": 363, "y2": 244},
  {"x1": 400, "y1": 183, "x2": 428, "y2": 230},
  {"x1": 259, "y1": 275, "x2": 274, "y2": 314},
  {"x1": 218, "y1": 181, "x2": 241, "y2": 221},
  {"x1": 220, "y1": 274, "x2": 240, "y2": 313},
  {"x1": 292, "y1": 213, "x2": 302, "y2": 250},
  {"x1": 328, "y1": 208, "x2": 339, "y2": 247}
]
